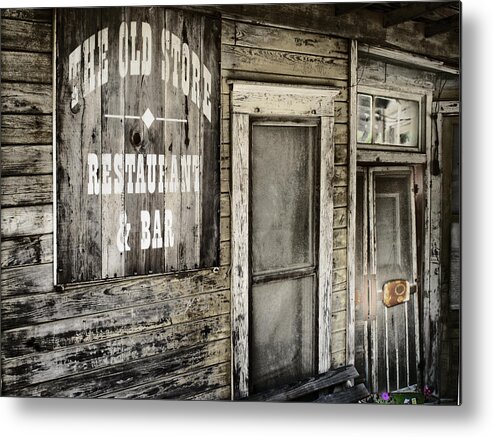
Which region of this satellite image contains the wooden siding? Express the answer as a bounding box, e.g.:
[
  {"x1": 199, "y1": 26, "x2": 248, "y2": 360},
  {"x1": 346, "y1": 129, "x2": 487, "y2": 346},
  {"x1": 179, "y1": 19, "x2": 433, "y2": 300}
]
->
[
  {"x1": 220, "y1": 19, "x2": 350, "y2": 369},
  {"x1": 1, "y1": 8, "x2": 230, "y2": 400}
]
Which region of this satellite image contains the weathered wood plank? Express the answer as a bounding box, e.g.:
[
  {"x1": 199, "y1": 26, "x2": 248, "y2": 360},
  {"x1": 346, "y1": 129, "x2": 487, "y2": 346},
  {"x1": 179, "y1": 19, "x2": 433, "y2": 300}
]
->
[
  {"x1": 333, "y1": 228, "x2": 347, "y2": 249},
  {"x1": 331, "y1": 330, "x2": 346, "y2": 354},
  {"x1": 231, "y1": 112, "x2": 249, "y2": 399},
  {"x1": 1, "y1": 83, "x2": 52, "y2": 114},
  {"x1": 186, "y1": 384, "x2": 231, "y2": 400},
  {"x1": 334, "y1": 186, "x2": 347, "y2": 207},
  {"x1": 1, "y1": 234, "x2": 53, "y2": 269},
  {"x1": 245, "y1": 365, "x2": 358, "y2": 402},
  {"x1": 220, "y1": 240, "x2": 231, "y2": 266},
  {"x1": 0, "y1": 145, "x2": 52, "y2": 176},
  {"x1": 333, "y1": 207, "x2": 347, "y2": 229},
  {"x1": 332, "y1": 349, "x2": 347, "y2": 369},
  {"x1": 0, "y1": 263, "x2": 54, "y2": 298},
  {"x1": 220, "y1": 193, "x2": 231, "y2": 217},
  {"x1": 1, "y1": 114, "x2": 52, "y2": 144},
  {"x1": 1, "y1": 51, "x2": 52, "y2": 84},
  {"x1": 223, "y1": 20, "x2": 348, "y2": 59},
  {"x1": 334, "y1": 123, "x2": 348, "y2": 145},
  {"x1": 220, "y1": 216, "x2": 231, "y2": 241},
  {"x1": 333, "y1": 248, "x2": 347, "y2": 271},
  {"x1": 1, "y1": 267, "x2": 229, "y2": 329},
  {"x1": 318, "y1": 115, "x2": 334, "y2": 374},
  {"x1": 102, "y1": 362, "x2": 230, "y2": 399},
  {"x1": 357, "y1": 150, "x2": 427, "y2": 164},
  {"x1": 2, "y1": 313, "x2": 230, "y2": 389},
  {"x1": 1, "y1": 205, "x2": 52, "y2": 238},
  {"x1": 5, "y1": 338, "x2": 230, "y2": 398},
  {"x1": 314, "y1": 383, "x2": 368, "y2": 403},
  {"x1": 332, "y1": 310, "x2": 346, "y2": 332},
  {"x1": 334, "y1": 166, "x2": 347, "y2": 187},
  {"x1": 335, "y1": 143, "x2": 348, "y2": 164},
  {"x1": 222, "y1": 45, "x2": 348, "y2": 81},
  {"x1": 332, "y1": 289, "x2": 347, "y2": 313},
  {"x1": 1, "y1": 18, "x2": 52, "y2": 52},
  {"x1": 3, "y1": 289, "x2": 230, "y2": 357},
  {"x1": 222, "y1": 69, "x2": 349, "y2": 101},
  {"x1": 1, "y1": 9, "x2": 52, "y2": 23},
  {"x1": 1, "y1": 174, "x2": 52, "y2": 206},
  {"x1": 56, "y1": 8, "x2": 101, "y2": 283},
  {"x1": 333, "y1": 268, "x2": 347, "y2": 286},
  {"x1": 200, "y1": 12, "x2": 222, "y2": 268}
]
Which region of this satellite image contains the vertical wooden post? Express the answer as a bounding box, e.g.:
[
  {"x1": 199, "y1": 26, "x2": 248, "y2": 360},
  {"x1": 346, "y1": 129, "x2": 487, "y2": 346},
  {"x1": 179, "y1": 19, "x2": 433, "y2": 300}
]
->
[
  {"x1": 231, "y1": 112, "x2": 250, "y2": 399},
  {"x1": 346, "y1": 39, "x2": 358, "y2": 367},
  {"x1": 319, "y1": 115, "x2": 334, "y2": 373}
]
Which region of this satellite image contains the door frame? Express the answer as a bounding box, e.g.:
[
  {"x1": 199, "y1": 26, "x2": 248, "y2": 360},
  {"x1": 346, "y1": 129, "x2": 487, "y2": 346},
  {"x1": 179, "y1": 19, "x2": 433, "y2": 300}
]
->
[{"x1": 229, "y1": 81, "x2": 340, "y2": 399}]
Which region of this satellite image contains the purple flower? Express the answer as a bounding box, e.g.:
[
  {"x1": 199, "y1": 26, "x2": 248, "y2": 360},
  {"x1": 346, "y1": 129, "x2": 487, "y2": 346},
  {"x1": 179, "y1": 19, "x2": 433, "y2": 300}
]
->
[
  {"x1": 380, "y1": 392, "x2": 390, "y2": 401},
  {"x1": 423, "y1": 385, "x2": 433, "y2": 397}
]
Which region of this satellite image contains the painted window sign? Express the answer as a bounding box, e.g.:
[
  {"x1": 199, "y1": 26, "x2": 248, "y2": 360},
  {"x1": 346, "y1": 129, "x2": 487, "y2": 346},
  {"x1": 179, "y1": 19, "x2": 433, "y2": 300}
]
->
[{"x1": 56, "y1": 8, "x2": 221, "y2": 284}]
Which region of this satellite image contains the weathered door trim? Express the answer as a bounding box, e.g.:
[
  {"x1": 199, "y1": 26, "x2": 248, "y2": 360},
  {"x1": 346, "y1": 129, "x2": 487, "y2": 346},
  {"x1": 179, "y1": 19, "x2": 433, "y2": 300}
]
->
[{"x1": 229, "y1": 81, "x2": 339, "y2": 399}]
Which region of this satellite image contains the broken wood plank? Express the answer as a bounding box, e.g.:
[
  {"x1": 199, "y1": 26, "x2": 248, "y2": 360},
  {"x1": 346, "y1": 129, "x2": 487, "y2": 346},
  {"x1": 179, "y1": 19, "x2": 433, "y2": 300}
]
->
[
  {"x1": 314, "y1": 383, "x2": 369, "y2": 403},
  {"x1": 244, "y1": 365, "x2": 359, "y2": 401}
]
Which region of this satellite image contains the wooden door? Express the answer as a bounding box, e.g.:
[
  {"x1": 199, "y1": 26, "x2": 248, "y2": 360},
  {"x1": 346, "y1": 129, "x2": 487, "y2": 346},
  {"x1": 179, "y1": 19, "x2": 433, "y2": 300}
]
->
[{"x1": 355, "y1": 166, "x2": 421, "y2": 393}]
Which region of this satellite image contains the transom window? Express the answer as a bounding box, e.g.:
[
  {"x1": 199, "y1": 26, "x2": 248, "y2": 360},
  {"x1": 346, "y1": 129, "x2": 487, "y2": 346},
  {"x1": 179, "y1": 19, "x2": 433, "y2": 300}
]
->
[{"x1": 357, "y1": 89, "x2": 422, "y2": 151}]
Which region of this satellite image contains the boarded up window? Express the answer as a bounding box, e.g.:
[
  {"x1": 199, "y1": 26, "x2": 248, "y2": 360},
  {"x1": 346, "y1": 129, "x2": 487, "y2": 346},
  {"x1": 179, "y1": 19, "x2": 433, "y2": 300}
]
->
[{"x1": 56, "y1": 7, "x2": 220, "y2": 283}]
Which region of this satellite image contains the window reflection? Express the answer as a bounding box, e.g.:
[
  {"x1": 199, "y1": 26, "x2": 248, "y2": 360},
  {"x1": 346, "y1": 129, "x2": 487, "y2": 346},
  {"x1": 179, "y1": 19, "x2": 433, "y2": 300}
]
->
[{"x1": 357, "y1": 93, "x2": 420, "y2": 148}]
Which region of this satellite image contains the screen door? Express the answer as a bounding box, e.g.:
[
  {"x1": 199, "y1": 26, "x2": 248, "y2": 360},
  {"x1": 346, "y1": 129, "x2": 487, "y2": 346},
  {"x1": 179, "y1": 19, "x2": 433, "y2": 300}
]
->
[
  {"x1": 249, "y1": 121, "x2": 319, "y2": 393},
  {"x1": 355, "y1": 166, "x2": 421, "y2": 393}
]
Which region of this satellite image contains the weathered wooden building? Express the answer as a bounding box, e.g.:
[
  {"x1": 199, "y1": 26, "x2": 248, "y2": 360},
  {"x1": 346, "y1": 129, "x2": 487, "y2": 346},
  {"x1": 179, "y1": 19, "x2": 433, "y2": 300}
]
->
[{"x1": 0, "y1": 2, "x2": 460, "y2": 402}]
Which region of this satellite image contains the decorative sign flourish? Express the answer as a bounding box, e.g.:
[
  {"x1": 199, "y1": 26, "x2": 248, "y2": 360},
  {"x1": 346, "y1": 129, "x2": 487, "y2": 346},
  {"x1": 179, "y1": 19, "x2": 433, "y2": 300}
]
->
[{"x1": 56, "y1": 8, "x2": 220, "y2": 283}]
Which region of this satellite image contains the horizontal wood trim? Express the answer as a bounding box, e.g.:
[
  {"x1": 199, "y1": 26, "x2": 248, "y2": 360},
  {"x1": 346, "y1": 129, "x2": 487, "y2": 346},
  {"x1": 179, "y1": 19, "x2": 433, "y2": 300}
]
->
[
  {"x1": 230, "y1": 81, "x2": 340, "y2": 117},
  {"x1": 4, "y1": 338, "x2": 230, "y2": 398},
  {"x1": 2, "y1": 267, "x2": 230, "y2": 329},
  {"x1": 222, "y1": 71, "x2": 349, "y2": 102},
  {"x1": 1, "y1": 9, "x2": 52, "y2": 23},
  {"x1": 1, "y1": 114, "x2": 52, "y2": 144},
  {"x1": 1, "y1": 51, "x2": 52, "y2": 84},
  {"x1": 1, "y1": 18, "x2": 52, "y2": 53},
  {"x1": 333, "y1": 268, "x2": 347, "y2": 286},
  {"x1": 1, "y1": 263, "x2": 54, "y2": 298},
  {"x1": 3, "y1": 289, "x2": 230, "y2": 358},
  {"x1": 1, "y1": 174, "x2": 52, "y2": 206},
  {"x1": 1, "y1": 205, "x2": 53, "y2": 238},
  {"x1": 1, "y1": 234, "x2": 53, "y2": 269},
  {"x1": 2, "y1": 313, "x2": 230, "y2": 390},
  {"x1": 222, "y1": 45, "x2": 348, "y2": 81},
  {"x1": 356, "y1": 150, "x2": 427, "y2": 164},
  {"x1": 222, "y1": 19, "x2": 349, "y2": 59},
  {"x1": 1, "y1": 82, "x2": 53, "y2": 114},
  {"x1": 0, "y1": 145, "x2": 53, "y2": 176},
  {"x1": 101, "y1": 361, "x2": 230, "y2": 399}
]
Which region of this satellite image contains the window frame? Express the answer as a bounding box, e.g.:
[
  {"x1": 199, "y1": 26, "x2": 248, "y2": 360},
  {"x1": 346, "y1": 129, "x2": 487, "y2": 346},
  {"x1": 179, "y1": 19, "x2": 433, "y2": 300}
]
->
[
  {"x1": 357, "y1": 85, "x2": 426, "y2": 153},
  {"x1": 229, "y1": 81, "x2": 339, "y2": 399}
]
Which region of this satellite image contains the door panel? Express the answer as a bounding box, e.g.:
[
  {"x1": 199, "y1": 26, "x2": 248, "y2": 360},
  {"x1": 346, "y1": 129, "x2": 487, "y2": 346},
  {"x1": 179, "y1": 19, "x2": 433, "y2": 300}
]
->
[
  {"x1": 250, "y1": 120, "x2": 318, "y2": 393},
  {"x1": 356, "y1": 166, "x2": 420, "y2": 393},
  {"x1": 250, "y1": 276, "x2": 316, "y2": 393}
]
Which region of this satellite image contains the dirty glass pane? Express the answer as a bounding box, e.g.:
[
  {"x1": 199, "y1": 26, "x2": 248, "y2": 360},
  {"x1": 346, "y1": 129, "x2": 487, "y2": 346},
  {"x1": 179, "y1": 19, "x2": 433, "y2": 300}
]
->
[
  {"x1": 357, "y1": 94, "x2": 372, "y2": 143},
  {"x1": 251, "y1": 124, "x2": 316, "y2": 275},
  {"x1": 250, "y1": 276, "x2": 315, "y2": 393},
  {"x1": 374, "y1": 172, "x2": 414, "y2": 291},
  {"x1": 374, "y1": 97, "x2": 419, "y2": 147}
]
